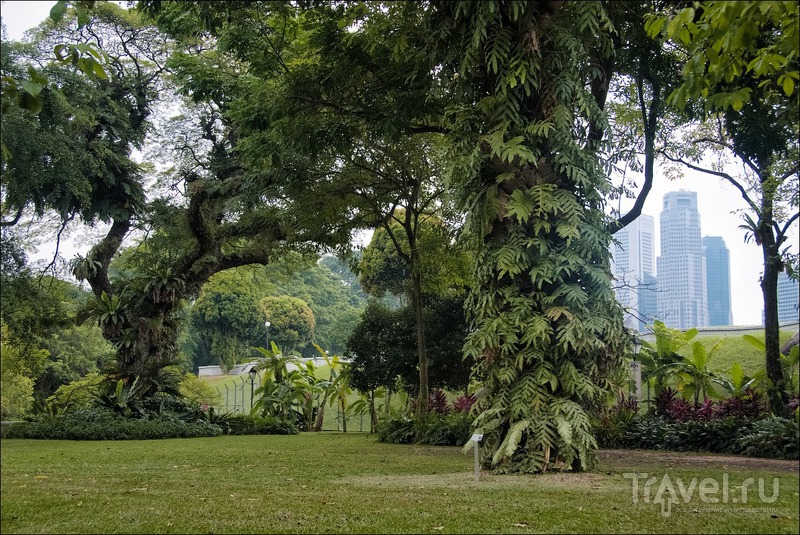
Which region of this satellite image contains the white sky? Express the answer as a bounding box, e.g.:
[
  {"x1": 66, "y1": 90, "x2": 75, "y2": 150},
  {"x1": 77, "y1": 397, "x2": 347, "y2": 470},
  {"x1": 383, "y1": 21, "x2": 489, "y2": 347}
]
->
[{"x1": 2, "y1": 0, "x2": 797, "y2": 326}]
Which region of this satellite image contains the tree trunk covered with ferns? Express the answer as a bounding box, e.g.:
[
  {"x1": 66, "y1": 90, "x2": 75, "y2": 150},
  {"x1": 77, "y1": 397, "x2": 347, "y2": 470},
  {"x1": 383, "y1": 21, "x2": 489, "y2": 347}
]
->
[{"x1": 438, "y1": 1, "x2": 627, "y2": 473}]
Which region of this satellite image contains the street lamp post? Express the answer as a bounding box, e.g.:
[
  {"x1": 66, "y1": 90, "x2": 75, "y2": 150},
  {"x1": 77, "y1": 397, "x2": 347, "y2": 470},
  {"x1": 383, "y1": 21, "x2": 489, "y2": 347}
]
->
[
  {"x1": 264, "y1": 320, "x2": 271, "y2": 349},
  {"x1": 630, "y1": 335, "x2": 642, "y2": 401},
  {"x1": 248, "y1": 366, "x2": 257, "y2": 410}
]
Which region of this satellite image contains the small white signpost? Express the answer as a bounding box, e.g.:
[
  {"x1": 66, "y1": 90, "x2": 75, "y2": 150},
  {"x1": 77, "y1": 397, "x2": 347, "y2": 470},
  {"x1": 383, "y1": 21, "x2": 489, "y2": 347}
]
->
[{"x1": 470, "y1": 433, "x2": 483, "y2": 481}]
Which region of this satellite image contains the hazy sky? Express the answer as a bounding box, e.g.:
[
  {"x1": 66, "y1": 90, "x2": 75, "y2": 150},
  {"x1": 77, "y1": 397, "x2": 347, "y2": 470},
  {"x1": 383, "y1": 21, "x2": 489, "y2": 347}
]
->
[{"x1": 2, "y1": 0, "x2": 796, "y2": 326}]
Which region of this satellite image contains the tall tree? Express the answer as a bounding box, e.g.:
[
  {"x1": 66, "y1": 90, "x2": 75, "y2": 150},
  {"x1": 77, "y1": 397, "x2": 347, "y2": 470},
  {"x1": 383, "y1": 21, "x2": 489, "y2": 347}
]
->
[
  {"x1": 425, "y1": 1, "x2": 627, "y2": 473},
  {"x1": 650, "y1": 0, "x2": 799, "y2": 414},
  {"x1": 260, "y1": 295, "x2": 316, "y2": 355},
  {"x1": 191, "y1": 274, "x2": 266, "y2": 372}
]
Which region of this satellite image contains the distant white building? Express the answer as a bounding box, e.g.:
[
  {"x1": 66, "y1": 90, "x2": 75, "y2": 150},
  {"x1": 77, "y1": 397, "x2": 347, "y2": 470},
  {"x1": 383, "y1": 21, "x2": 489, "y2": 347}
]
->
[
  {"x1": 611, "y1": 214, "x2": 656, "y2": 332},
  {"x1": 656, "y1": 191, "x2": 708, "y2": 329}
]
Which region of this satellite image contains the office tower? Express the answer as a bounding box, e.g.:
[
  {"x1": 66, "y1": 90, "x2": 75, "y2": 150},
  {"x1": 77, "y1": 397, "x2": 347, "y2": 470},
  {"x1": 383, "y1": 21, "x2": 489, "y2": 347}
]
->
[
  {"x1": 703, "y1": 236, "x2": 732, "y2": 325},
  {"x1": 611, "y1": 214, "x2": 655, "y2": 332},
  {"x1": 656, "y1": 191, "x2": 709, "y2": 329},
  {"x1": 777, "y1": 271, "x2": 799, "y2": 323},
  {"x1": 640, "y1": 272, "x2": 658, "y2": 327}
]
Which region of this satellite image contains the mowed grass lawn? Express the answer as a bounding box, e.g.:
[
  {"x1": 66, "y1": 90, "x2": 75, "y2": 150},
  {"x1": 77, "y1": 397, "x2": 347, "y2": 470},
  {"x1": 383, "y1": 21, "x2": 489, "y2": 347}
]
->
[{"x1": 1, "y1": 433, "x2": 798, "y2": 534}]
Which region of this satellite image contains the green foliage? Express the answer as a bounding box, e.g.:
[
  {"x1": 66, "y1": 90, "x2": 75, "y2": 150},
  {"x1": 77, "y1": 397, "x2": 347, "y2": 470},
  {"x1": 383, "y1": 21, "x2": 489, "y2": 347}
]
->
[
  {"x1": 261, "y1": 295, "x2": 315, "y2": 355},
  {"x1": 595, "y1": 412, "x2": 799, "y2": 460},
  {"x1": 43, "y1": 372, "x2": 105, "y2": 415},
  {"x1": 39, "y1": 324, "x2": 115, "y2": 395},
  {"x1": 1, "y1": 409, "x2": 223, "y2": 440},
  {"x1": 736, "y1": 416, "x2": 800, "y2": 460},
  {"x1": 345, "y1": 295, "x2": 471, "y2": 397},
  {"x1": 217, "y1": 413, "x2": 298, "y2": 436},
  {"x1": 648, "y1": 1, "x2": 799, "y2": 113},
  {"x1": 358, "y1": 213, "x2": 472, "y2": 300},
  {"x1": 376, "y1": 411, "x2": 473, "y2": 447},
  {"x1": 0, "y1": 322, "x2": 48, "y2": 419},
  {"x1": 177, "y1": 372, "x2": 222, "y2": 407},
  {"x1": 191, "y1": 277, "x2": 266, "y2": 371},
  {"x1": 662, "y1": 417, "x2": 752, "y2": 454}
]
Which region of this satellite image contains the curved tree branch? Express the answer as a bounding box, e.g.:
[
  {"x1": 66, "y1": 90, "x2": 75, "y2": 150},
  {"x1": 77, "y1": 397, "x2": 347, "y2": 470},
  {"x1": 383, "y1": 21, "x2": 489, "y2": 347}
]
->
[{"x1": 658, "y1": 150, "x2": 761, "y2": 214}]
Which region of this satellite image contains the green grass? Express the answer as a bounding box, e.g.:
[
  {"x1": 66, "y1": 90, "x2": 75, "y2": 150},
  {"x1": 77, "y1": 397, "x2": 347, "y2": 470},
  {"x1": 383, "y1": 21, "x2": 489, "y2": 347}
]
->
[{"x1": 2, "y1": 433, "x2": 798, "y2": 534}]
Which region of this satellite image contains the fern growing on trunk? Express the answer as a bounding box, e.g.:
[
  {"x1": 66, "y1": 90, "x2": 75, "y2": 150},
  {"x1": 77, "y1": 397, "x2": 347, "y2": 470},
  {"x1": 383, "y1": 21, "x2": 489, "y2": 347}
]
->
[{"x1": 437, "y1": 1, "x2": 627, "y2": 473}]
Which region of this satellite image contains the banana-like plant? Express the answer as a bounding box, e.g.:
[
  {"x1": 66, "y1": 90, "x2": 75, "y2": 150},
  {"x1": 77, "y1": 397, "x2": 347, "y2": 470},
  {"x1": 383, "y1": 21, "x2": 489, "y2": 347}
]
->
[
  {"x1": 664, "y1": 339, "x2": 725, "y2": 405},
  {"x1": 712, "y1": 362, "x2": 763, "y2": 398}
]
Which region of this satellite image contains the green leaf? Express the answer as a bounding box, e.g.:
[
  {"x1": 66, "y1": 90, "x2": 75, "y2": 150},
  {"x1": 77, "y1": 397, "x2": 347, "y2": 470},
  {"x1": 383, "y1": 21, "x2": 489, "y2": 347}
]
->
[
  {"x1": 49, "y1": 1, "x2": 68, "y2": 23},
  {"x1": 782, "y1": 75, "x2": 795, "y2": 97},
  {"x1": 742, "y1": 334, "x2": 765, "y2": 351},
  {"x1": 20, "y1": 81, "x2": 44, "y2": 97}
]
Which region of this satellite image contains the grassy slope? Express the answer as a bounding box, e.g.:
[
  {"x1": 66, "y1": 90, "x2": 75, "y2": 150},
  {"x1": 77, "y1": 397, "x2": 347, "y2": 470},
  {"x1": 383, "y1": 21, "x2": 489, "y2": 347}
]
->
[
  {"x1": 1, "y1": 433, "x2": 798, "y2": 534},
  {"x1": 675, "y1": 330, "x2": 796, "y2": 376}
]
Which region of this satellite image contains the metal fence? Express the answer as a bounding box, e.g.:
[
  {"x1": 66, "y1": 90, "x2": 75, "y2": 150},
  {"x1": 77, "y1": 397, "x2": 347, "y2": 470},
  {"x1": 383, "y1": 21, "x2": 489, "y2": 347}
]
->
[
  {"x1": 216, "y1": 375, "x2": 262, "y2": 414},
  {"x1": 213, "y1": 377, "x2": 370, "y2": 432}
]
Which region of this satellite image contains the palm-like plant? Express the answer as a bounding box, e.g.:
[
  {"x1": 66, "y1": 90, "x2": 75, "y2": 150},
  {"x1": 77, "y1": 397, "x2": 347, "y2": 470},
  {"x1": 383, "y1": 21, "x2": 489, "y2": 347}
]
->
[
  {"x1": 665, "y1": 340, "x2": 725, "y2": 405},
  {"x1": 712, "y1": 362, "x2": 763, "y2": 399},
  {"x1": 251, "y1": 341, "x2": 301, "y2": 384}
]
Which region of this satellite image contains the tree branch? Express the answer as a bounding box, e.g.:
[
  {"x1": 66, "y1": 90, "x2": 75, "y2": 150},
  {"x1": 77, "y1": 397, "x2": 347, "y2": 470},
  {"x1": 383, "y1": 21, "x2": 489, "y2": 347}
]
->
[{"x1": 659, "y1": 150, "x2": 761, "y2": 214}]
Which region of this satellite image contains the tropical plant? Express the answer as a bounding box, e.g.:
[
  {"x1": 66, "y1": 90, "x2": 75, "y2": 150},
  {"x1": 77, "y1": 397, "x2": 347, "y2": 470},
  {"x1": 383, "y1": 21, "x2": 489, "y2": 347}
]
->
[
  {"x1": 101, "y1": 377, "x2": 150, "y2": 418},
  {"x1": 664, "y1": 339, "x2": 726, "y2": 405},
  {"x1": 713, "y1": 362, "x2": 762, "y2": 399}
]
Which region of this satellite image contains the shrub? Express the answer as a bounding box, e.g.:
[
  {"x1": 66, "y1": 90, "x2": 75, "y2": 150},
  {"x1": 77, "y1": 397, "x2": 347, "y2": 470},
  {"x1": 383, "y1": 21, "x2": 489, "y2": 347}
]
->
[
  {"x1": 221, "y1": 414, "x2": 298, "y2": 436},
  {"x1": 43, "y1": 373, "x2": 105, "y2": 415},
  {"x1": 716, "y1": 389, "x2": 764, "y2": 419},
  {"x1": 377, "y1": 411, "x2": 473, "y2": 446},
  {"x1": 654, "y1": 388, "x2": 696, "y2": 422},
  {"x1": 593, "y1": 395, "x2": 639, "y2": 448},
  {"x1": 2, "y1": 408, "x2": 223, "y2": 440},
  {"x1": 415, "y1": 412, "x2": 472, "y2": 446},
  {"x1": 735, "y1": 417, "x2": 799, "y2": 460},
  {"x1": 376, "y1": 414, "x2": 416, "y2": 444},
  {"x1": 453, "y1": 394, "x2": 476, "y2": 413},
  {"x1": 428, "y1": 389, "x2": 450, "y2": 414},
  {"x1": 623, "y1": 416, "x2": 672, "y2": 450},
  {"x1": 662, "y1": 417, "x2": 751, "y2": 454}
]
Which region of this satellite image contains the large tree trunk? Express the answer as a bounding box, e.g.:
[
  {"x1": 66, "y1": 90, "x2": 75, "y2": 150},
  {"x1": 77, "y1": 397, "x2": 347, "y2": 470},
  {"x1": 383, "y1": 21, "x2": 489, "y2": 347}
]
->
[{"x1": 449, "y1": 1, "x2": 627, "y2": 474}]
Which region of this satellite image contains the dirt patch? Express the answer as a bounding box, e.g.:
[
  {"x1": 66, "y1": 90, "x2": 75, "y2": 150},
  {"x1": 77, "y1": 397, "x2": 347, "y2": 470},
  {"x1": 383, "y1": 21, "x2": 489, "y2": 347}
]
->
[{"x1": 598, "y1": 449, "x2": 799, "y2": 473}]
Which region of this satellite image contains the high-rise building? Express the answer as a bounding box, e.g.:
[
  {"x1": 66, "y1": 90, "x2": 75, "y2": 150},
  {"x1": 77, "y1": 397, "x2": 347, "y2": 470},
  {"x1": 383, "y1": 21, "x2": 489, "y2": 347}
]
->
[
  {"x1": 611, "y1": 214, "x2": 656, "y2": 332},
  {"x1": 777, "y1": 271, "x2": 799, "y2": 323},
  {"x1": 656, "y1": 190, "x2": 708, "y2": 329},
  {"x1": 703, "y1": 236, "x2": 732, "y2": 325}
]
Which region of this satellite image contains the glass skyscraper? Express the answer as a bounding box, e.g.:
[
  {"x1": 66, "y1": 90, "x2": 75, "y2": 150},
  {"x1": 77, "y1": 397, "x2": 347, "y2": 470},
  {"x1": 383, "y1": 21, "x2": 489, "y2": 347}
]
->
[
  {"x1": 656, "y1": 191, "x2": 708, "y2": 329},
  {"x1": 703, "y1": 236, "x2": 732, "y2": 326},
  {"x1": 777, "y1": 271, "x2": 799, "y2": 323}
]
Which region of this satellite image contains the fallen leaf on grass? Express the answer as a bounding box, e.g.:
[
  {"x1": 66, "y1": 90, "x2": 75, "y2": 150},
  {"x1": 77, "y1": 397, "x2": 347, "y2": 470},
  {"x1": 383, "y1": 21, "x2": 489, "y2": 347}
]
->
[
  {"x1": 431, "y1": 527, "x2": 444, "y2": 531},
  {"x1": 512, "y1": 523, "x2": 529, "y2": 528}
]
